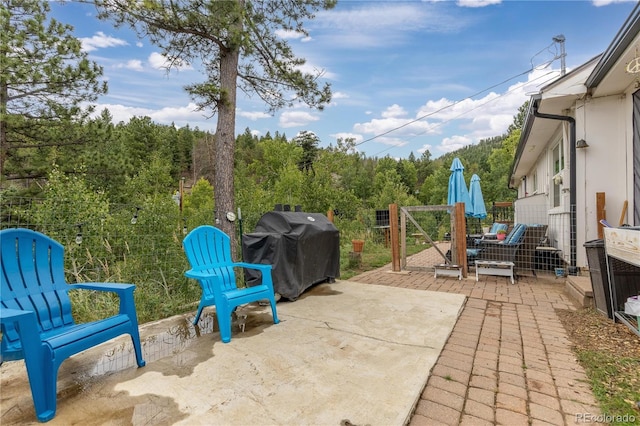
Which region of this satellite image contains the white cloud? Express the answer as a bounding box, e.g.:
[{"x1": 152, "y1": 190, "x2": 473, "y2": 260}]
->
[
  {"x1": 353, "y1": 106, "x2": 439, "y2": 142},
  {"x1": 414, "y1": 67, "x2": 561, "y2": 144},
  {"x1": 275, "y1": 29, "x2": 308, "y2": 40},
  {"x1": 351, "y1": 66, "x2": 561, "y2": 156},
  {"x1": 592, "y1": 0, "x2": 635, "y2": 6},
  {"x1": 80, "y1": 32, "x2": 128, "y2": 52},
  {"x1": 457, "y1": 0, "x2": 502, "y2": 8},
  {"x1": 91, "y1": 102, "x2": 215, "y2": 130},
  {"x1": 417, "y1": 144, "x2": 433, "y2": 155},
  {"x1": 374, "y1": 137, "x2": 408, "y2": 148},
  {"x1": 296, "y1": 62, "x2": 336, "y2": 80},
  {"x1": 279, "y1": 110, "x2": 320, "y2": 128},
  {"x1": 116, "y1": 59, "x2": 144, "y2": 72},
  {"x1": 314, "y1": 3, "x2": 469, "y2": 49},
  {"x1": 439, "y1": 135, "x2": 472, "y2": 152},
  {"x1": 238, "y1": 110, "x2": 272, "y2": 121},
  {"x1": 148, "y1": 52, "x2": 193, "y2": 71},
  {"x1": 382, "y1": 104, "x2": 407, "y2": 118},
  {"x1": 330, "y1": 132, "x2": 363, "y2": 144}
]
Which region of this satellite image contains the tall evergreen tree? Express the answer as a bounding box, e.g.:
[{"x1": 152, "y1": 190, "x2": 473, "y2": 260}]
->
[
  {"x1": 293, "y1": 130, "x2": 320, "y2": 173},
  {"x1": 95, "y1": 0, "x2": 334, "y2": 252},
  {"x1": 0, "y1": 0, "x2": 107, "y2": 180}
]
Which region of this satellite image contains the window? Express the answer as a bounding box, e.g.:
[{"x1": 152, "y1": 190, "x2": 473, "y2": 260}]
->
[
  {"x1": 552, "y1": 140, "x2": 564, "y2": 207},
  {"x1": 532, "y1": 172, "x2": 538, "y2": 194}
]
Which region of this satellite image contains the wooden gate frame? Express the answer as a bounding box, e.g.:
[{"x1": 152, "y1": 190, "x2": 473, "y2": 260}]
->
[{"x1": 388, "y1": 203, "x2": 468, "y2": 278}]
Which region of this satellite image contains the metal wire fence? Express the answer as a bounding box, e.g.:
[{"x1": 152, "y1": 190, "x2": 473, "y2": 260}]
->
[{"x1": 1, "y1": 194, "x2": 569, "y2": 323}]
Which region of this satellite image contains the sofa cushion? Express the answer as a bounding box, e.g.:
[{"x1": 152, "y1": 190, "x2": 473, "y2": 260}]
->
[
  {"x1": 505, "y1": 223, "x2": 526, "y2": 245},
  {"x1": 489, "y1": 223, "x2": 508, "y2": 234}
]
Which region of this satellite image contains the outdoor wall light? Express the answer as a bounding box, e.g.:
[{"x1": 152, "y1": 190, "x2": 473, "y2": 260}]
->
[{"x1": 576, "y1": 139, "x2": 589, "y2": 149}]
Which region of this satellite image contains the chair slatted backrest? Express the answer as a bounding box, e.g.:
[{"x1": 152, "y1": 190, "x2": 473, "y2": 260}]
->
[
  {"x1": 504, "y1": 223, "x2": 527, "y2": 245},
  {"x1": 182, "y1": 225, "x2": 238, "y2": 292},
  {"x1": 1, "y1": 229, "x2": 75, "y2": 352}
]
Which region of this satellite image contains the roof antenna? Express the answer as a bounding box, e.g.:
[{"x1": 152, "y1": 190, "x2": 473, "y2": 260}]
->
[{"x1": 552, "y1": 35, "x2": 566, "y2": 76}]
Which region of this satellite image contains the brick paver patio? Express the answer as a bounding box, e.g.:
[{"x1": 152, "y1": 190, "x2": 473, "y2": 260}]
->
[{"x1": 348, "y1": 247, "x2": 601, "y2": 426}]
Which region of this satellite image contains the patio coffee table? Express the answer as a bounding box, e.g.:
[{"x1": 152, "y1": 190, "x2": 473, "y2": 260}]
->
[{"x1": 475, "y1": 260, "x2": 515, "y2": 284}]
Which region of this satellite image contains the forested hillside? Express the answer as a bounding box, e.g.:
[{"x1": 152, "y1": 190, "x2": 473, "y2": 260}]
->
[{"x1": 2, "y1": 112, "x2": 521, "y2": 230}]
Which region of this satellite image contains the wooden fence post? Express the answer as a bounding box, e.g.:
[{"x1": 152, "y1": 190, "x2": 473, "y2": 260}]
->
[
  {"x1": 389, "y1": 204, "x2": 401, "y2": 272},
  {"x1": 327, "y1": 209, "x2": 334, "y2": 223}
]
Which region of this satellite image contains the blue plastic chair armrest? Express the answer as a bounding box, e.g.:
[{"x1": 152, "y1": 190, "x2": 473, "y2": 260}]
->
[
  {"x1": 185, "y1": 269, "x2": 219, "y2": 279},
  {"x1": 69, "y1": 282, "x2": 135, "y2": 295},
  {"x1": 0, "y1": 307, "x2": 40, "y2": 330},
  {"x1": 68, "y1": 283, "x2": 137, "y2": 317},
  {"x1": 233, "y1": 262, "x2": 272, "y2": 272}
]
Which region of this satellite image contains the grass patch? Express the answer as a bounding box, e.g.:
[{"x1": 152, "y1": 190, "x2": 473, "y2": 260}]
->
[
  {"x1": 558, "y1": 308, "x2": 640, "y2": 426},
  {"x1": 339, "y1": 238, "x2": 427, "y2": 280},
  {"x1": 576, "y1": 350, "x2": 640, "y2": 425}
]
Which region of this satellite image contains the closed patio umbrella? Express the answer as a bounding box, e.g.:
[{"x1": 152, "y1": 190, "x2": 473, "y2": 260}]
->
[
  {"x1": 447, "y1": 157, "x2": 473, "y2": 217},
  {"x1": 469, "y1": 174, "x2": 487, "y2": 219}
]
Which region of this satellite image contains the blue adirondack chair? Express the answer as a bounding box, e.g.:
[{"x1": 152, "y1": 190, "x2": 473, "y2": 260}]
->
[
  {"x1": 0, "y1": 228, "x2": 146, "y2": 422},
  {"x1": 183, "y1": 225, "x2": 279, "y2": 343}
]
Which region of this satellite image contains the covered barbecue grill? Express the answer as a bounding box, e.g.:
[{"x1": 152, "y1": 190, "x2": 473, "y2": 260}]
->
[{"x1": 242, "y1": 210, "x2": 340, "y2": 300}]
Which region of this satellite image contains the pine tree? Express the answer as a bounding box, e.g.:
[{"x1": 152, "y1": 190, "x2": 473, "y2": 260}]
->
[
  {"x1": 0, "y1": 0, "x2": 107, "y2": 180},
  {"x1": 94, "y1": 0, "x2": 334, "y2": 252}
]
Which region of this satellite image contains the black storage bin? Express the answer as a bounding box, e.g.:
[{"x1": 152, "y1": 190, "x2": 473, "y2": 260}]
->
[
  {"x1": 586, "y1": 238, "x2": 640, "y2": 319},
  {"x1": 584, "y1": 239, "x2": 612, "y2": 318},
  {"x1": 607, "y1": 256, "x2": 640, "y2": 315},
  {"x1": 242, "y1": 211, "x2": 340, "y2": 301}
]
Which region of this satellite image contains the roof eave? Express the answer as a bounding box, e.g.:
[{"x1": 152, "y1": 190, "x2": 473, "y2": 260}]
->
[{"x1": 586, "y1": 2, "x2": 640, "y2": 88}]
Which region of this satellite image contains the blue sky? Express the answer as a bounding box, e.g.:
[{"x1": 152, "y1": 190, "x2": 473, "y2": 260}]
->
[{"x1": 50, "y1": 0, "x2": 636, "y2": 159}]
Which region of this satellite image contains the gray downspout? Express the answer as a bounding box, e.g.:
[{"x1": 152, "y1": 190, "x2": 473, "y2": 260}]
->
[{"x1": 533, "y1": 100, "x2": 578, "y2": 275}]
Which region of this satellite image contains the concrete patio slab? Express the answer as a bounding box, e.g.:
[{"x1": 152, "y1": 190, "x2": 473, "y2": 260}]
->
[{"x1": 1, "y1": 280, "x2": 465, "y2": 426}]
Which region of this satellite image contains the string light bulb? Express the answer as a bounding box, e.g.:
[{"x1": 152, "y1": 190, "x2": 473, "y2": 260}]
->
[
  {"x1": 131, "y1": 207, "x2": 141, "y2": 225},
  {"x1": 75, "y1": 224, "x2": 83, "y2": 245}
]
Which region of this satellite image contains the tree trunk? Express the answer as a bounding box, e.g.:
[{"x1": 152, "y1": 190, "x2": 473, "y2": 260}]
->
[
  {"x1": 0, "y1": 74, "x2": 7, "y2": 178},
  {"x1": 215, "y1": 43, "x2": 240, "y2": 258}
]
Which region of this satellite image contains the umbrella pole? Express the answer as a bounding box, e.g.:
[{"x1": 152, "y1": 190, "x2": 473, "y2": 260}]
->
[{"x1": 453, "y1": 203, "x2": 468, "y2": 278}]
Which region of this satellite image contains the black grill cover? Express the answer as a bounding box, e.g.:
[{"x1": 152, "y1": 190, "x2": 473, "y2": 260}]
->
[{"x1": 242, "y1": 211, "x2": 340, "y2": 300}]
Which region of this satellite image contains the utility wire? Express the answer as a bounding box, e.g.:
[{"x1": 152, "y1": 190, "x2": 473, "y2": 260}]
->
[
  {"x1": 371, "y1": 68, "x2": 559, "y2": 158},
  {"x1": 355, "y1": 55, "x2": 561, "y2": 151}
]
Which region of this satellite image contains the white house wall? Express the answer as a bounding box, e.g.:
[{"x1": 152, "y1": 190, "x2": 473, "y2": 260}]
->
[
  {"x1": 517, "y1": 91, "x2": 635, "y2": 269},
  {"x1": 578, "y1": 92, "x2": 633, "y2": 267}
]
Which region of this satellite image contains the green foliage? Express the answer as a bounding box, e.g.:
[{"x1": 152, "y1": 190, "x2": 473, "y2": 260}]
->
[
  {"x1": 293, "y1": 130, "x2": 320, "y2": 173},
  {"x1": 183, "y1": 177, "x2": 215, "y2": 228},
  {"x1": 30, "y1": 165, "x2": 110, "y2": 247},
  {"x1": 484, "y1": 130, "x2": 520, "y2": 203},
  {"x1": 397, "y1": 159, "x2": 418, "y2": 192},
  {"x1": 1, "y1": 0, "x2": 107, "y2": 180},
  {"x1": 121, "y1": 153, "x2": 175, "y2": 201}
]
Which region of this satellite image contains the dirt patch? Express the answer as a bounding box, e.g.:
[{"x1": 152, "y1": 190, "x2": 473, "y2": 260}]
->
[
  {"x1": 557, "y1": 307, "x2": 640, "y2": 415},
  {"x1": 557, "y1": 308, "x2": 640, "y2": 360}
]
